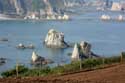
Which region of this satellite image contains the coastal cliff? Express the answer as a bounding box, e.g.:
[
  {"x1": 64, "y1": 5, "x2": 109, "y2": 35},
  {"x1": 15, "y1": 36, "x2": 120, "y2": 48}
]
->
[{"x1": 0, "y1": 0, "x2": 65, "y2": 15}]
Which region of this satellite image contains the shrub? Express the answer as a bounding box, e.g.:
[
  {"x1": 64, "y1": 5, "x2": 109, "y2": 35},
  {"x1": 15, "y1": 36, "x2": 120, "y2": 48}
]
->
[
  {"x1": 51, "y1": 66, "x2": 65, "y2": 75},
  {"x1": 1, "y1": 65, "x2": 28, "y2": 77}
]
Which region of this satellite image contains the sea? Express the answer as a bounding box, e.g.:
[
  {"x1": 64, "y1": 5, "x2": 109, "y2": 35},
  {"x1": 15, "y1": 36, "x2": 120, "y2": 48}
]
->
[{"x1": 0, "y1": 10, "x2": 125, "y2": 73}]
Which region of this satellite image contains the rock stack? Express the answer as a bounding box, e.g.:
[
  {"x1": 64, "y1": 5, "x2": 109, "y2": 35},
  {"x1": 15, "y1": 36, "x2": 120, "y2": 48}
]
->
[
  {"x1": 117, "y1": 15, "x2": 124, "y2": 21},
  {"x1": 44, "y1": 29, "x2": 69, "y2": 48},
  {"x1": 71, "y1": 41, "x2": 99, "y2": 61},
  {"x1": 71, "y1": 44, "x2": 80, "y2": 61},
  {"x1": 31, "y1": 51, "x2": 54, "y2": 65},
  {"x1": 0, "y1": 58, "x2": 6, "y2": 65},
  {"x1": 31, "y1": 51, "x2": 45, "y2": 65},
  {"x1": 100, "y1": 15, "x2": 111, "y2": 20}
]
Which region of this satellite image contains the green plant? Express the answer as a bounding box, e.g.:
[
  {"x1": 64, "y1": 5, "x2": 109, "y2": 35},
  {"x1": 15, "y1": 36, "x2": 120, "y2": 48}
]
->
[
  {"x1": 1, "y1": 55, "x2": 124, "y2": 78},
  {"x1": 1, "y1": 65, "x2": 28, "y2": 77}
]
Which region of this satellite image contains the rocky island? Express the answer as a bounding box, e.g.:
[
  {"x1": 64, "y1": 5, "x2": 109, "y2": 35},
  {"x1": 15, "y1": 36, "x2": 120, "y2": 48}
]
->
[
  {"x1": 44, "y1": 29, "x2": 69, "y2": 48},
  {"x1": 31, "y1": 51, "x2": 53, "y2": 65},
  {"x1": 71, "y1": 41, "x2": 99, "y2": 61}
]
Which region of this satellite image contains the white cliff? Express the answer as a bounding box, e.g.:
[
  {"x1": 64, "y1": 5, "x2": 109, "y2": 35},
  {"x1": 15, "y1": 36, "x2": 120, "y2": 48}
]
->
[{"x1": 44, "y1": 29, "x2": 68, "y2": 48}]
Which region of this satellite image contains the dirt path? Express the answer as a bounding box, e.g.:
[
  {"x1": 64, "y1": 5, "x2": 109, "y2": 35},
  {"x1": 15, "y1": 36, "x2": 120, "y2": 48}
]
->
[{"x1": 0, "y1": 63, "x2": 125, "y2": 83}]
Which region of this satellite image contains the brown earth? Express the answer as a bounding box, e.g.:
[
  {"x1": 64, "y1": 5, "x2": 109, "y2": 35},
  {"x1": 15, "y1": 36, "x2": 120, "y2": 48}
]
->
[{"x1": 0, "y1": 63, "x2": 125, "y2": 83}]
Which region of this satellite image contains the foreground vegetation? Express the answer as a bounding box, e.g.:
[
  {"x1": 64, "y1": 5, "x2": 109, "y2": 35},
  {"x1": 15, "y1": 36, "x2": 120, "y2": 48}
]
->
[{"x1": 1, "y1": 52, "x2": 125, "y2": 78}]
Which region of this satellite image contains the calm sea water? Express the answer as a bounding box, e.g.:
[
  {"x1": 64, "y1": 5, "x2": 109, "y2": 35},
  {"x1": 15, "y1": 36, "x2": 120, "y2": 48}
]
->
[{"x1": 0, "y1": 11, "x2": 125, "y2": 73}]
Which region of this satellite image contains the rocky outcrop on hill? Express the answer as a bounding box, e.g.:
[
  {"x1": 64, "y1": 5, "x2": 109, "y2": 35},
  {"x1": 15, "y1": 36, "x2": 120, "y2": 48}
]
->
[
  {"x1": 71, "y1": 41, "x2": 99, "y2": 61},
  {"x1": 44, "y1": 29, "x2": 69, "y2": 48}
]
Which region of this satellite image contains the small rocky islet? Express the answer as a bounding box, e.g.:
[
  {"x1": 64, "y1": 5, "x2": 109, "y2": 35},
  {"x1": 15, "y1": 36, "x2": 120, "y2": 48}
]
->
[
  {"x1": 0, "y1": 58, "x2": 6, "y2": 66},
  {"x1": 44, "y1": 29, "x2": 69, "y2": 48}
]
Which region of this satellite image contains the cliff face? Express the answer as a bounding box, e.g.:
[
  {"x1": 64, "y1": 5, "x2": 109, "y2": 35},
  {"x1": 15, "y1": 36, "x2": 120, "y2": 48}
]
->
[
  {"x1": 0, "y1": 0, "x2": 65, "y2": 15},
  {"x1": 0, "y1": 0, "x2": 86, "y2": 16}
]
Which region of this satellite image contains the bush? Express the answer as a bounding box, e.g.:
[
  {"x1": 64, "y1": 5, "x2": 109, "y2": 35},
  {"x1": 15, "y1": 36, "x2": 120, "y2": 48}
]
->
[
  {"x1": 104, "y1": 56, "x2": 120, "y2": 64},
  {"x1": 64, "y1": 61, "x2": 81, "y2": 72},
  {"x1": 51, "y1": 66, "x2": 65, "y2": 75},
  {"x1": 1, "y1": 65, "x2": 28, "y2": 77}
]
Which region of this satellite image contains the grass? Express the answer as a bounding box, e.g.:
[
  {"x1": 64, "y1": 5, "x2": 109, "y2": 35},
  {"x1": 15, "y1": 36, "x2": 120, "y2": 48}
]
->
[{"x1": 1, "y1": 53, "x2": 125, "y2": 78}]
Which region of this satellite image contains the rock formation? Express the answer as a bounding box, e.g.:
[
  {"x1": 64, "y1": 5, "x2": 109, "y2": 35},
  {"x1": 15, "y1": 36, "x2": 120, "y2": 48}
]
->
[
  {"x1": 31, "y1": 51, "x2": 45, "y2": 65},
  {"x1": 100, "y1": 14, "x2": 111, "y2": 20},
  {"x1": 111, "y1": 2, "x2": 122, "y2": 11},
  {"x1": 71, "y1": 44, "x2": 80, "y2": 61},
  {"x1": 44, "y1": 29, "x2": 69, "y2": 48},
  {"x1": 31, "y1": 51, "x2": 54, "y2": 65},
  {"x1": 0, "y1": 58, "x2": 6, "y2": 65},
  {"x1": 71, "y1": 41, "x2": 99, "y2": 61},
  {"x1": 117, "y1": 15, "x2": 124, "y2": 21},
  {"x1": 16, "y1": 43, "x2": 35, "y2": 49}
]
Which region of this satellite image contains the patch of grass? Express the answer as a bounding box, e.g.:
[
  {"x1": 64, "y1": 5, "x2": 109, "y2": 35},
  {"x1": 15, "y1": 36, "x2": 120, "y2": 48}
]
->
[
  {"x1": 1, "y1": 65, "x2": 28, "y2": 77},
  {"x1": 1, "y1": 55, "x2": 125, "y2": 78}
]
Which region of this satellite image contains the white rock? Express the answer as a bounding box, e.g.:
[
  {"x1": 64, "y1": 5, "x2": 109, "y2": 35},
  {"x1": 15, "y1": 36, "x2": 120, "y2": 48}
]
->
[
  {"x1": 62, "y1": 14, "x2": 69, "y2": 20},
  {"x1": 100, "y1": 15, "x2": 111, "y2": 20},
  {"x1": 117, "y1": 15, "x2": 124, "y2": 21},
  {"x1": 44, "y1": 29, "x2": 68, "y2": 48},
  {"x1": 71, "y1": 44, "x2": 80, "y2": 61},
  {"x1": 32, "y1": 51, "x2": 39, "y2": 62},
  {"x1": 71, "y1": 41, "x2": 98, "y2": 61},
  {"x1": 111, "y1": 2, "x2": 122, "y2": 11},
  {"x1": 58, "y1": 16, "x2": 62, "y2": 20}
]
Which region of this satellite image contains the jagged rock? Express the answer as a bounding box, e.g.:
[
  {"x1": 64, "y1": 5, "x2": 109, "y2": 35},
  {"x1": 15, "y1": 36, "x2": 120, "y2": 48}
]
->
[
  {"x1": 0, "y1": 58, "x2": 6, "y2": 65},
  {"x1": 71, "y1": 44, "x2": 80, "y2": 61},
  {"x1": 31, "y1": 51, "x2": 54, "y2": 65},
  {"x1": 16, "y1": 43, "x2": 35, "y2": 49},
  {"x1": 100, "y1": 15, "x2": 111, "y2": 20},
  {"x1": 111, "y1": 2, "x2": 122, "y2": 11},
  {"x1": 80, "y1": 41, "x2": 91, "y2": 57},
  {"x1": 117, "y1": 15, "x2": 124, "y2": 21},
  {"x1": 26, "y1": 44, "x2": 35, "y2": 49},
  {"x1": 31, "y1": 51, "x2": 45, "y2": 65},
  {"x1": 44, "y1": 29, "x2": 69, "y2": 48},
  {"x1": 71, "y1": 41, "x2": 99, "y2": 61},
  {"x1": 16, "y1": 43, "x2": 25, "y2": 49}
]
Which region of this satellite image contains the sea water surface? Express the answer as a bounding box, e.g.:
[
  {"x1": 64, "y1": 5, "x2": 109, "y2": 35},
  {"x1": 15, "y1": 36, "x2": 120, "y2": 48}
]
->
[{"x1": 0, "y1": 11, "x2": 125, "y2": 73}]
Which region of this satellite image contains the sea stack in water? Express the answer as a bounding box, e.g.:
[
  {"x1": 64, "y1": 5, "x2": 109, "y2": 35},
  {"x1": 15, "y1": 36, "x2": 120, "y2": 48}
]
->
[
  {"x1": 71, "y1": 41, "x2": 99, "y2": 61},
  {"x1": 71, "y1": 44, "x2": 80, "y2": 61},
  {"x1": 31, "y1": 51, "x2": 54, "y2": 65},
  {"x1": 100, "y1": 15, "x2": 111, "y2": 20},
  {"x1": 117, "y1": 15, "x2": 124, "y2": 21},
  {"x1": 0, "y1": 58, "x2": 6, "y2": 65},
  {"x1": 44, "y1": 29, "x2": 69, "y2": 48},
  {"x1": 31, "y1": 51, "x2": 45, "y2": 65}
]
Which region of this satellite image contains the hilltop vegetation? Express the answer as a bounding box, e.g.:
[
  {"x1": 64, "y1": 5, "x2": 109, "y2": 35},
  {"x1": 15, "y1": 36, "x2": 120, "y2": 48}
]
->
[{"x1": 1, "y1": 53, "x2": 125, "y2": 78}]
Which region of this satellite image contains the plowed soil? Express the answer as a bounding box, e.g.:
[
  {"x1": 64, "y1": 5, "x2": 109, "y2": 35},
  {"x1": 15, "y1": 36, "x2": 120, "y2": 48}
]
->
[{"x1": 0, "y1": 63, "x2": 125, "y2": 83}]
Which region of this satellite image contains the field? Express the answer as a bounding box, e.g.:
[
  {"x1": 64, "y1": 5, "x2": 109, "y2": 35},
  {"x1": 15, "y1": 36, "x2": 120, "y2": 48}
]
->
[{"x1": 0, "y1": 63, "x2": 125, "y2": 83}]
